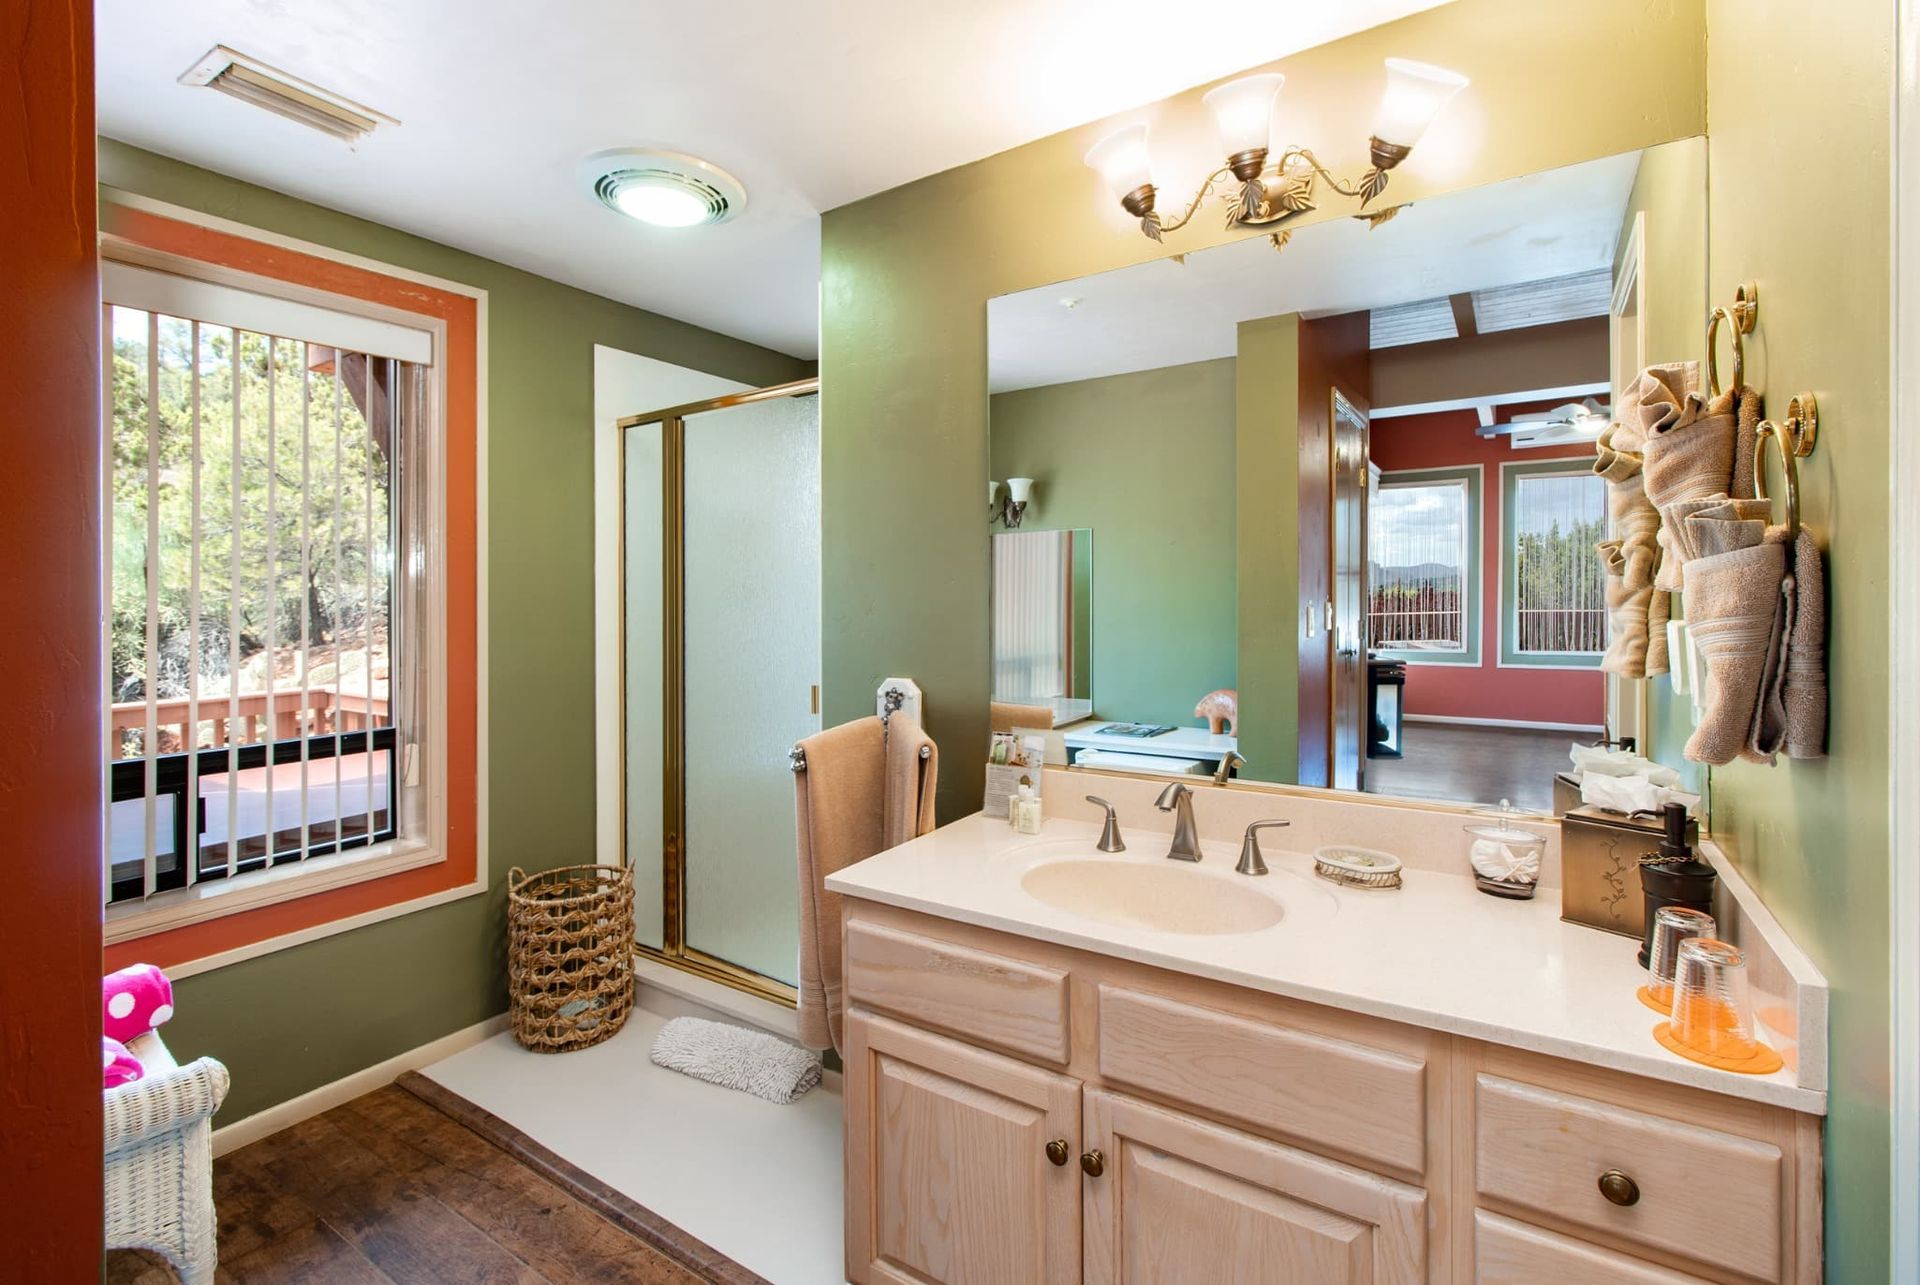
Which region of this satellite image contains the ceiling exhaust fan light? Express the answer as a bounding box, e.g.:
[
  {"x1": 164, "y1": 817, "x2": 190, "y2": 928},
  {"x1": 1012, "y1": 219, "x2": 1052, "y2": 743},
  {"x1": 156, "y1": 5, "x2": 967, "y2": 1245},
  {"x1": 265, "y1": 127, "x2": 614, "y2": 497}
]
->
[
  {"x1": 1203, "y1": 73, "x2": 1285, "y2": 159},
  {"x1": 1373, "y1": 58, "x2": 1470, "y2": 149},
  {"x1": 583, "y1": 149, "x2": 746, "y2": 228}
]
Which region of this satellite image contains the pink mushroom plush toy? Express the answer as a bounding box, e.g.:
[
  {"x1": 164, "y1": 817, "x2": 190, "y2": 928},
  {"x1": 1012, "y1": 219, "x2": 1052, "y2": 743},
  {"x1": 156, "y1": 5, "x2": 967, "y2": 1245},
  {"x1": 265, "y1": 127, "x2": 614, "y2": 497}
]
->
[
  {"x1": 103, "y1": 961, "x2": 175, "y2": 1054},
  {"x1": 102, "y1": 1037, "x2": 143, "y2": 1088}
]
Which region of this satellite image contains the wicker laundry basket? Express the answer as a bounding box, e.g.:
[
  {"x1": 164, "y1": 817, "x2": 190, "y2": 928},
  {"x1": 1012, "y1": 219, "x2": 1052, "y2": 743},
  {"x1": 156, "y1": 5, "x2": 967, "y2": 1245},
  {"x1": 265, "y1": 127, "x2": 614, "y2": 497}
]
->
[{"x1": 506, "y1": 864, "x2": 635, "y2": 1052}]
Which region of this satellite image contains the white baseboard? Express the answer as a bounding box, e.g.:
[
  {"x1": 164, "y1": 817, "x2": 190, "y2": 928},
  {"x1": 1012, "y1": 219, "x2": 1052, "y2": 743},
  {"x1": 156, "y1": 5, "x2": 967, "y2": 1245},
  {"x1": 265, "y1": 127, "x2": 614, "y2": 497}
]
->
[
  {"x1": 211, "y1": 1013, "x2": 509, "y2": 1156},
  {"x1": 1404, "y1": 714, "x2": 1604, "y2": 733},
  {"x1": 634, "y1": 954, "x2": 801, "y2": 1041}
]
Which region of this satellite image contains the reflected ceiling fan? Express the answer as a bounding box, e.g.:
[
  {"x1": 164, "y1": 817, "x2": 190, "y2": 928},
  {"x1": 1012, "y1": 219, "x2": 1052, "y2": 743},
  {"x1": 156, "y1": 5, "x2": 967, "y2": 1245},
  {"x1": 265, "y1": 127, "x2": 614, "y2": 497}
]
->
[{"x1": 1480, "y1": 397, "x2": 1610, "y2": 449}]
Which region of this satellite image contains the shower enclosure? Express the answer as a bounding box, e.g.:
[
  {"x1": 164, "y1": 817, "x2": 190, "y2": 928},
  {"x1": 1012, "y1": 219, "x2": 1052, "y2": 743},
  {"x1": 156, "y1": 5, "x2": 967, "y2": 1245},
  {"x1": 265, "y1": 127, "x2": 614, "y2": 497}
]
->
[{"x1": 618, "y1": 378, "x2": 820, "y2": 1003}]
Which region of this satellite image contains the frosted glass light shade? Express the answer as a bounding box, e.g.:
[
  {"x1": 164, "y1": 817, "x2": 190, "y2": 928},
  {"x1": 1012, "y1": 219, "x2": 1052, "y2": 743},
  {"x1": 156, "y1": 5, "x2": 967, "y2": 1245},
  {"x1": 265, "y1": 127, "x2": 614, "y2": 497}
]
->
[
  {"x1": 1006, "y1": 477, "x2": 1035, "y2": 504},
  {"x1": 1203, "y1": 73, "x2": 1285, "y2": 157},
  {"x1": 1084, "y1": 124, "x2": 1155, "y2": 200},
  {"x1": 989, "y1": 479, "x2": 1002, "y2": 510},
  {"x1": 1373, "y1": 58, "x2": 1469, "y2": 148}
]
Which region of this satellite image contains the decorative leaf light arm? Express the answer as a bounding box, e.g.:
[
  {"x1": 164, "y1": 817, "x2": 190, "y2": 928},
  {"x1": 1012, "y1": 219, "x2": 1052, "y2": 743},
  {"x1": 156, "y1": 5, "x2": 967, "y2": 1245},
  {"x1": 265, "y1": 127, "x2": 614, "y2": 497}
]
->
[{"x1": 1136, "y1": 144, "x2": 1405, "y2": 250}]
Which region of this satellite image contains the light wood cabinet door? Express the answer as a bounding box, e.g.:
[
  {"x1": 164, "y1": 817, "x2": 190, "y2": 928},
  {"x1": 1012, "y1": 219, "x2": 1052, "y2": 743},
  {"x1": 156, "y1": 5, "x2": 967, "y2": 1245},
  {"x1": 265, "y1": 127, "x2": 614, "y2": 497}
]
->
[
  {"x1": 844, "y1": 1009, "x2": 1081, "y2": 1285},
  {"x1": 1083, "y1": 1089, "x2": 1428, "y2": 1284}
]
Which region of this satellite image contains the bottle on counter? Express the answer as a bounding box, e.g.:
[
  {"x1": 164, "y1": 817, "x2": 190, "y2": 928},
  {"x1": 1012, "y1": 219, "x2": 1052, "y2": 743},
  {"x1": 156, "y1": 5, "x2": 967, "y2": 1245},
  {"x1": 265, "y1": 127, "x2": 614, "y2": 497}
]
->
[{"x1": 1011, "y1": 778, "x2": 1043, "y2": 835}]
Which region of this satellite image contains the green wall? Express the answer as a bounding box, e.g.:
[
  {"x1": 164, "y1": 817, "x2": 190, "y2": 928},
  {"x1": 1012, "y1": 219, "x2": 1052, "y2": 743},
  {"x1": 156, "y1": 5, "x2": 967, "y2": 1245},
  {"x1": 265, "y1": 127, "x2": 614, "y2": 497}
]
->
[
  {"x1": 1701, "y1": 3, "x2": 1894, "y2": 1277},
  {"x1": 820, "y1": 0, "x2": 1707, "y2": 824},
  {"x1": 990, "y1": 359, "x2": 1236, "y2": 729},
  {"x1": 98, "y1": 140, "x2": 811, "y2": 1121},
  {"x1": 1234, "y1": 317, "x2": 1302, "y2": 782}
]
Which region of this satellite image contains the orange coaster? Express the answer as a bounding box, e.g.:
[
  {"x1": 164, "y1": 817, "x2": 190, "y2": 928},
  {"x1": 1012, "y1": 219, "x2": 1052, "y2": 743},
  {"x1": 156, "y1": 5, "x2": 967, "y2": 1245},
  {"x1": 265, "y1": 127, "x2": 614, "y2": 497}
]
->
[
  {"x1": 1652, "y1": 1022, "x2": 1785, "y2": 1074},
  {"x1": 1636, "y1": 984, "x2": 1672, "y2": 1016}
]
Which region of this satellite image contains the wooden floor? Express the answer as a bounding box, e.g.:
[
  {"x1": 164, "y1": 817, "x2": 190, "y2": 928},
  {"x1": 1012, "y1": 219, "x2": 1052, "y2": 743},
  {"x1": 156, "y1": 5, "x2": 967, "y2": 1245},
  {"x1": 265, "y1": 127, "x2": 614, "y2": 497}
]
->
[
  {"x1": 1363, "y1": 721, "x2": 1573, "y2": 812},
  {"x1": 105, "y1": 1078, "x2": 756, "y2": 1284}
]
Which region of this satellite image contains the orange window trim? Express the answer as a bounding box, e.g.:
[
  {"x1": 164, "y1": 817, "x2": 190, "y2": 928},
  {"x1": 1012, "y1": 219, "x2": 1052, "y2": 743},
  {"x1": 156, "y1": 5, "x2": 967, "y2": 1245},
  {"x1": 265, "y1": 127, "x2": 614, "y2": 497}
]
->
[{"x1": 102, "y1": 207, "x2": 480, "y2": 972}]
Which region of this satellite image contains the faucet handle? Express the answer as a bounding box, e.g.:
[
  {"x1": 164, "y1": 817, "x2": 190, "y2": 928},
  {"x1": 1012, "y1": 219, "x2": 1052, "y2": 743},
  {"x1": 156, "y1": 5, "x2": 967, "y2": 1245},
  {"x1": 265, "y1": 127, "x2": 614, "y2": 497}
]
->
[
  {"x1": 1236, "y1": 819, "x2": 1290, "y2": 876},
  {"x1": 1085, "y1": 796, "x2": 1126, "y2": 853}
]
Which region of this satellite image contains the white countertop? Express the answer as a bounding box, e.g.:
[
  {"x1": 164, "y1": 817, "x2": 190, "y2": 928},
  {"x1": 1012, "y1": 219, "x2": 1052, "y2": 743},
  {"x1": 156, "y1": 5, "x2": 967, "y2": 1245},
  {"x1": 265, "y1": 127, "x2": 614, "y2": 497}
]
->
[
  {"x1": 1063, "y1": 723, "x2": 1237, "y2": 760},
  {"x1": 826, "y1": 813, "x2": 1823, "y2": 1115}
]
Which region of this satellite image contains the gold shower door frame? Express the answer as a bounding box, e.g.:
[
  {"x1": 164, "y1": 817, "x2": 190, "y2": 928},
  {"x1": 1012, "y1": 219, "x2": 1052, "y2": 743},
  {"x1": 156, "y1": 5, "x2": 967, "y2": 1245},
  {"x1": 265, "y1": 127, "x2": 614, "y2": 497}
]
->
[{"x1": 616, "y1": 377, "x2": 819, "y2": 1007}]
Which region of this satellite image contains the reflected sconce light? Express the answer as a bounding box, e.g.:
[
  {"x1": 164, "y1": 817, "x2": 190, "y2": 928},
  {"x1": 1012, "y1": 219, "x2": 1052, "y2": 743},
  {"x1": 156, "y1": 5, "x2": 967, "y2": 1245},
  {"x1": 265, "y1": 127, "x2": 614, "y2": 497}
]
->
[
  {"x1": 990, "y1": 477, "x2": 1036, "y2": 529},
  {"x1": 1085, "y1": 57, "x2": 1468, "y2": 251}
]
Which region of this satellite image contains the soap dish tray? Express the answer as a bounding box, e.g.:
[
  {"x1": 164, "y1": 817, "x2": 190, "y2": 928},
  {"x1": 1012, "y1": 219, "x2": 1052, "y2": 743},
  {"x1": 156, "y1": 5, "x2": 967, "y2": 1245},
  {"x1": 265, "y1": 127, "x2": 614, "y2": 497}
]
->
[{"x1": 1313, "y1": 845, "x2": 1403, "y2": 891}]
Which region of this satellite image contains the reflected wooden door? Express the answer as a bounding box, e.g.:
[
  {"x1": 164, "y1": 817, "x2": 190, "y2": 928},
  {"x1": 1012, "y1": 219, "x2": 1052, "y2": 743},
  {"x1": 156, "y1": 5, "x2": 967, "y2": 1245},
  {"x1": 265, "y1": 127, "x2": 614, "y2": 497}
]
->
[{"x1": 1330, "y1": 390, "x2": 1370, "y2": 791}]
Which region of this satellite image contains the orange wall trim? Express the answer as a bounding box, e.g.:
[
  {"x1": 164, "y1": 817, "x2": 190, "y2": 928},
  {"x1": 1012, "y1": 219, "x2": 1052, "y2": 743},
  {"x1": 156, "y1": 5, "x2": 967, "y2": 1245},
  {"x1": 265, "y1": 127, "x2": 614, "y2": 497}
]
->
[{"x1": 100, "y1": 205, "x2": 481, "y2": 972}]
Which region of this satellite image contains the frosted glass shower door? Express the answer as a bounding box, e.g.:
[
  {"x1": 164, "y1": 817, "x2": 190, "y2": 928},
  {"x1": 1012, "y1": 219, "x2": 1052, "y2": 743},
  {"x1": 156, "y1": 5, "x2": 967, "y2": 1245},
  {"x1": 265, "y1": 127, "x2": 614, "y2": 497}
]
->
[
  {"x1": 622, "y1": 422, "x2": 666, "y2": 951},
  {"x1": 682, "y1": 392, "x2": 820, "y2": 985}
]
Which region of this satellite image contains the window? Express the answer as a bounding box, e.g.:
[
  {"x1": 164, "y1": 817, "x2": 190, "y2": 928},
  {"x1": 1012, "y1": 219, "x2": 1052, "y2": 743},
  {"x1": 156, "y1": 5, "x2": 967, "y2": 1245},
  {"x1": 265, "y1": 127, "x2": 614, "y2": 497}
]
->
[
  {"x1": 1501, "y1": 461, "x2": 1609, "y2": 666},
  {"x1": 104, "y1": 262, "x2": 431, "y2": 910},
  {"x1": 1368, "y1": 466, "x2": 1482, "y2": 664}
]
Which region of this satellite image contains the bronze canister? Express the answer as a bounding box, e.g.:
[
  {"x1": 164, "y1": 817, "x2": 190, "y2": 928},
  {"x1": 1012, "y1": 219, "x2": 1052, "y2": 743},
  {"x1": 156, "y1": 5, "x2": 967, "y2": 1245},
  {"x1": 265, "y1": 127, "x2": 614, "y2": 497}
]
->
[{"x1": 1558, "y1": 798, "x2": 1697, "y2": 939}]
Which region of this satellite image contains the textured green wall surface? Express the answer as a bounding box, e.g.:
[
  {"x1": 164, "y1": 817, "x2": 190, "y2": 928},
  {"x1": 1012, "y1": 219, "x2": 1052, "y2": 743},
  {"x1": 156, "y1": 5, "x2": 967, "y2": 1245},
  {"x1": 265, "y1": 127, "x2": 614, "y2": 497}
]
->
[
  {"x1": 820, "y1": 0, "x2": 1707, "y2": 823},
  {"x1": 1234, "y1": 317, "x2": 1302, "y2": 783},
  {"x1": 98, "y1": 140, "x2": 810, "y2": 1121},
  {"x1": 990, "y1": 360, "x2": 1237, "y2": 729},
  {"x1": 1701, "y1": 4, "x2": 1895, "y2": 1278}
]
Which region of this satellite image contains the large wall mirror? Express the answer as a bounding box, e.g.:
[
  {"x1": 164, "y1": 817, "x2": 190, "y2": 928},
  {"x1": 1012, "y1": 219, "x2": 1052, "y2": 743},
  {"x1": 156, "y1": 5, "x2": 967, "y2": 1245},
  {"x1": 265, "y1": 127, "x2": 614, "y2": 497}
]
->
[{"x1": 987, "y1": 138, "x2": 1706, "y2": 811}]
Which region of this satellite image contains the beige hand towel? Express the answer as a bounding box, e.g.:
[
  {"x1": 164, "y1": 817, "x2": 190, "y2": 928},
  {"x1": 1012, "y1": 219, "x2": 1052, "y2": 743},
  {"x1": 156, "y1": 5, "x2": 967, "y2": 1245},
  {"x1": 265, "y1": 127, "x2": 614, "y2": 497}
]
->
[
  {"x1": 1595, "y1": 422, "x2": 1665, "y2": 677},
  {"x1": 1780, "y1": 529, "x2": 1828, "y2": 759},
  {"x1": 1682, "y1": 541, "x2": 1787, "y2": 766},
  {"x1": 1641, "y1": 373, "x2": 1738, "y2": 592},
  {"x1": 883, "y1": 714, "x2": 939, "y2": 851},
  {"x1": 1684, "y1": 504, "x2": 1771, "y2": 562},
  {"x1": 1648, "y1": 585, "x2": 1672, "y2": 675},
  {"x1": 1730, "y1": 385, "x2": 1764, "y2": 500},
  {"x1": 793, "y1": 714, "x2": 941, "y2": 1054},
  {"x1": 1745, "y1": 527, "x2": 1795, "y2": 764}
]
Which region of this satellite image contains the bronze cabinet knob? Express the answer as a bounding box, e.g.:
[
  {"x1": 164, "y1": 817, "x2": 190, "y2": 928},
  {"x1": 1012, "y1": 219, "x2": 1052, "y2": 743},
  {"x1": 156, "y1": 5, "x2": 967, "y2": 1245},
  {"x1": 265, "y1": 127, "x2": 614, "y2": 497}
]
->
[
  {"x1": 1598, "y1": 1169, "x2": 1641, "y2": 1207},
  {"x1": 1045, "y1": 1139, "x2": 1070, "y2": 1166},
  {"x1": 1080, "y1": 1149, "x2": 1106, "y2": 1177}
]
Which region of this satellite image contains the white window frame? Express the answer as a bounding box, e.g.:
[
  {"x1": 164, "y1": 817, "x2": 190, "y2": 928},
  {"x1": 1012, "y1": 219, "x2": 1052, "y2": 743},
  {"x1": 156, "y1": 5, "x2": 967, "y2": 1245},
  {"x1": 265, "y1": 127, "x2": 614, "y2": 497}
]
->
[
  {"x1": 96, "y1": 202, "x2": 483, "y2": 962},
  {"x1": 1497, "y1": 459, "x2": 1609, "y2": 670},
  {"x1": 1369, "y1": 465, "x2": 1484, "y2": 667}
]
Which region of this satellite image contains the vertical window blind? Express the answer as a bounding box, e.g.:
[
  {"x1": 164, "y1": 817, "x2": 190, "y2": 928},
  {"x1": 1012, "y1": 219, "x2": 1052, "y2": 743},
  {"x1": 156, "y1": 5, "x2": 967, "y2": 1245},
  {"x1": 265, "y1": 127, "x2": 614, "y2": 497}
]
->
[
  {"x1": 1510, "y1": 469, "x2": 1608, "y2": 655},
  {"x1": 992, "y1": 529, "x2": 1071, "y2": 701},
  {"x1": 104, "y1": 279, "x2": 426, "y2": 907},
  {"x1": 1369, "y1": 478, "x2": 1470, "y2": 650}
]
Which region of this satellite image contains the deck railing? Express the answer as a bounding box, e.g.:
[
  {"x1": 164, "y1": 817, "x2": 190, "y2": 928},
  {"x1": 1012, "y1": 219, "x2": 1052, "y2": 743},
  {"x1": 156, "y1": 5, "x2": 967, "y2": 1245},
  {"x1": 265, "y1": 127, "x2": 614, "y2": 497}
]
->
[{"x1": 110, "y1": 686, "x2": 389, "y2": 757}]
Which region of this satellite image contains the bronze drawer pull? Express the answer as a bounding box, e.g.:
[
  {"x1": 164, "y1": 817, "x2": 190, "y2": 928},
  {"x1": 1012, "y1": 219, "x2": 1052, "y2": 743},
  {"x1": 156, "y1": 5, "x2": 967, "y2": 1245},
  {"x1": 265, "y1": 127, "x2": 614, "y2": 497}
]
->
[
  {"x1": 1598, "y1": 1169, "x2": 1641, "y2": 1207},
  {"x1": 1045, "y1": 1139, "x2": 1070, "y2": 1166},
  {"x1": 1081, "y1": 1149, "x2": 1106, "y2": 1177}
]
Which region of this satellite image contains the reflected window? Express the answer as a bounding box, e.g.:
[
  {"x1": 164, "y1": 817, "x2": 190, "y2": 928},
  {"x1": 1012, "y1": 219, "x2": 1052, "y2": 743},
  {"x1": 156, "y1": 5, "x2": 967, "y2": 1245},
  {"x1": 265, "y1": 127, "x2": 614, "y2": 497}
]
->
[
  {"x1": 1501, "y1": 462, "x2": 1609, "y2": 665},
  {"x1": 1369, "y1": 466, "x2": 1482, "y2": 664}
]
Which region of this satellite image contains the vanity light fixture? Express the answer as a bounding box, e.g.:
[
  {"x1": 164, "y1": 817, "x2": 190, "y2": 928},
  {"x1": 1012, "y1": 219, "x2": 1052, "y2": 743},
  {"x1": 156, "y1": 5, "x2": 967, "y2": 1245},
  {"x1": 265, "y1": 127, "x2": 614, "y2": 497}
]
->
[
  {"x1": 991, "y1": 477, "x2": 1036, "y2": 529},
  {"x1": 1085, "y1": 57, "x2": 1468, "y2": 251},
  {"x1": 581, "y1": 148, "x2": 747, "y2": 228}
]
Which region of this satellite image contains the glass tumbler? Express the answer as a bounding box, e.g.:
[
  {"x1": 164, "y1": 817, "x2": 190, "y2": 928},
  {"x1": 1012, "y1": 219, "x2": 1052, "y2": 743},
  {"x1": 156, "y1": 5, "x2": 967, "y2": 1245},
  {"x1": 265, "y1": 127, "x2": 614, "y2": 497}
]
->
[
  {"x1": 1646, "y1": 907, "x2": 1717, "y2": 1010},
  {"x1": 1668, "y1": 937, "x2": 1758, "y2": 1060}
]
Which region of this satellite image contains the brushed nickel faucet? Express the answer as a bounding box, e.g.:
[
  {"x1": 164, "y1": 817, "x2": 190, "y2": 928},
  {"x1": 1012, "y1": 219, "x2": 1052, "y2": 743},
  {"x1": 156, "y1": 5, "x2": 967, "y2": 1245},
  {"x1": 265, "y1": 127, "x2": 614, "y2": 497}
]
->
[
  {"x1": 1212, "y1": 749, "x2": 1245, "y2": 785},
  {"x1": 1154, "y1": 782, "x2": 1203, "y2": 862},
  {"x1": 1236, "y1": 819, "x2": 1291, "y2": 876}
]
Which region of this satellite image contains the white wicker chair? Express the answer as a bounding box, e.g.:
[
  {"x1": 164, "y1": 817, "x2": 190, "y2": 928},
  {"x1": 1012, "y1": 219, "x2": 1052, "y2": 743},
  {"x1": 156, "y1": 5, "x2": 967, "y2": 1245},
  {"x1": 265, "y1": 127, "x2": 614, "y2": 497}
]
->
[{"x1": 103, "y1": 1032, "x2": 230, "y2": 1284}]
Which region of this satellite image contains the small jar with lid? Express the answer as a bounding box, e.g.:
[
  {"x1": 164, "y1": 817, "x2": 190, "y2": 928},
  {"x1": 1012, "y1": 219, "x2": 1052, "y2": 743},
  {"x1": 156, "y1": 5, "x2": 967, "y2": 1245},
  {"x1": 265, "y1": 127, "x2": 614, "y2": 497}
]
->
[{"x1": 1464, "y1": 800, "x2": 1546, "y2": 899}]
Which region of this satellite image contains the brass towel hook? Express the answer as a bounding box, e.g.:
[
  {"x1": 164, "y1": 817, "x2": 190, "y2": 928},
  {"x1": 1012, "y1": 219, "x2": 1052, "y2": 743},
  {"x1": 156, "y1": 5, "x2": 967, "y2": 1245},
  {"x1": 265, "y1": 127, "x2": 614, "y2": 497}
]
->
[
  {"x1": 1706, "y1": 281, "x2": 1759, "y2": 397},
  {"x1": 1752, "y1": 391, "x2": 1819, "y2": 541}
]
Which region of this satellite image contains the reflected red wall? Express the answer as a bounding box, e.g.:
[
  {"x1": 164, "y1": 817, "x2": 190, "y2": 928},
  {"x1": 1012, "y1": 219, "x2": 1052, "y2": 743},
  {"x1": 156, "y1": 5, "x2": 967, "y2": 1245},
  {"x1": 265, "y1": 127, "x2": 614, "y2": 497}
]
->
[
  {"x1": 1369, "y1": 401, "x2": 1606, "y2": 727},
  {"x1": 0, "y1": 0, "x2": 105, "y2": 1271}
]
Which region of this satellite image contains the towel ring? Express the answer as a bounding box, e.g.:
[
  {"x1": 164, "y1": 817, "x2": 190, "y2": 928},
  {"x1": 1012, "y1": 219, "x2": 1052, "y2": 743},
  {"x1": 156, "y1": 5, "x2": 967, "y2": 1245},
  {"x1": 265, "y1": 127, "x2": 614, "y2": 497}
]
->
[
  {"x1": 1752, "y1": 391, "x2": 1818, "y2": 541},
  {"x1": 1706, "y1": 282, "x2": 1759, "y2": 397}
]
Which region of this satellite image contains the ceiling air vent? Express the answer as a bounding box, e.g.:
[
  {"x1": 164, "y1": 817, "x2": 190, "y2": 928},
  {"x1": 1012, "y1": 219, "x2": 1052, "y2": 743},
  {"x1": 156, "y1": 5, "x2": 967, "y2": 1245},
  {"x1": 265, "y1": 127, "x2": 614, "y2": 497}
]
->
[{"x1": 179, "y1": 46, "x2": 396, "y2": 143}]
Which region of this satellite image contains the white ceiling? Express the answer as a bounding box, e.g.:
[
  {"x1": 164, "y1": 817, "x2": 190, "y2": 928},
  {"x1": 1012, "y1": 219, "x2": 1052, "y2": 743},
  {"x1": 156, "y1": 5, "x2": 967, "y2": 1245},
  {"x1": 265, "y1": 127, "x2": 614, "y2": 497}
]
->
[
  {"x1": 987, "y1": 149, "x2": 1642, "y2": 392},
  {"x1": 95, "y1": 0, "x2": 1452, "y2": 359}
]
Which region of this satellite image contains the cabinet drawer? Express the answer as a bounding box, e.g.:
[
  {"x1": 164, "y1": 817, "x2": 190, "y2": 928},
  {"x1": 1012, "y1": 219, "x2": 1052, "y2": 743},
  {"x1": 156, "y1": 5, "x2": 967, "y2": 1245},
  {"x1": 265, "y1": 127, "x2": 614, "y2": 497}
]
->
[
  {"x1": 1096, "y1": 984, "x2": 1427, "y2": 1174},
  {"x1": 845, "y1": 919, "x2": 1070, "y2": 1065},
  {"x1": 1473, "y1": 1074, "x2": 1783, "y2": 1282},
  {"x1": 1475, "y1": 1211, "x2": 1711, "y2": 1283}
]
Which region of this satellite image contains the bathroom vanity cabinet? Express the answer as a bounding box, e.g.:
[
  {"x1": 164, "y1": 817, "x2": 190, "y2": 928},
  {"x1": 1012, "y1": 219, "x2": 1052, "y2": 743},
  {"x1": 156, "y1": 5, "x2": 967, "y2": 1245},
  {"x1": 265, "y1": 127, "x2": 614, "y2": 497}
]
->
[{"x1": 838, "y1": 901, "x2": 1823, "y2": 1284}]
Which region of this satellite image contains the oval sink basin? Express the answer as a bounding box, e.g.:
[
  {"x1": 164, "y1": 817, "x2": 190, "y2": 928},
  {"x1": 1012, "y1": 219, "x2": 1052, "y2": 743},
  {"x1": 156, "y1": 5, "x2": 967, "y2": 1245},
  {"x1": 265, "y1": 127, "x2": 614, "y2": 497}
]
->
[{"x1": 1020, "y1": 859, "x2": 1285, "y2": 936}]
